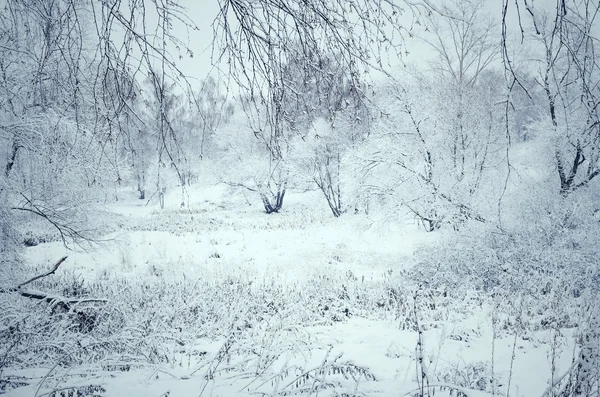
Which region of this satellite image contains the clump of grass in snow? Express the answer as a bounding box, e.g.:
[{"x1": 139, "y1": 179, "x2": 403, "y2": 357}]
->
[{"x1": 1, "y1": 265, "x2": 415, "y2": 370}]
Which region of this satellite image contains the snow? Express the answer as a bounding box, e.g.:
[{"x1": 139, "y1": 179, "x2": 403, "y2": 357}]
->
[
  {"x1": 3, "y1": 318, "x2": 576, "y2": 397},
  {"x1": 3, "y1": 182, "x2": 580, "y2": 397}
]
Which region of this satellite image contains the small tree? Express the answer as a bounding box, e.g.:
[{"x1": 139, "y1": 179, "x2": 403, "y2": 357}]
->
[
  {"x1": 505, "y1": 0, "x2": 600, "y2": 195},
  {"x1": 0, "y1": 0, "x2": 197, "y2": 246},
  {"x1": 356, "y1": 0, "x2": 504, "y2": 230},
  {"x1": 212, "y1": 0, "x2": 443, "y2": 214},
  {"x1": 216, "y1": 98, "x2": 292, "y2": 214},
  {"x1": 280, "y1": 51, "x2": 371, "y2": 217}
]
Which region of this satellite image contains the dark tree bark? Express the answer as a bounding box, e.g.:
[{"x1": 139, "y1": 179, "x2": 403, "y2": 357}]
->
[{"x1": 261, "y1": 189, "x2": 286, "y2": 214}]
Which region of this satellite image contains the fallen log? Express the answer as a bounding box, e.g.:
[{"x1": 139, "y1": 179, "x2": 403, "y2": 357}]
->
[{"x1": 1, "y1": 256, "x2": 107, "y2": 311}]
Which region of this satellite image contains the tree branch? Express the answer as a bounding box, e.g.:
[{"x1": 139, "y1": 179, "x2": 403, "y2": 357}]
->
[
  {"x1": 17, "y1": 256, "x2": 68, "y2": 289},
  {"x1": 0, "y1": 257, "x2": 107, "y2": 310}
]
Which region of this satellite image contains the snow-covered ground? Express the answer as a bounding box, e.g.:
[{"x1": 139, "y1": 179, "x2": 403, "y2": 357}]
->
[
  {"x1": 3, "y1": 182, "x2": 580, "y2": 397},
  {"x1": 2, "y1": 320, "x2": 577, "y2": 397}
]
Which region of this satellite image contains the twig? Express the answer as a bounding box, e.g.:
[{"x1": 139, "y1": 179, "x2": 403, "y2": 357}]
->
[
  {"x1": 18, "y1": 256, "x2": 68, "y2": 288},
  {"x1": 506, "y1": 331, "x2": 518, "y2": 397},
  {"x1": 413, "y1": 288, "x2": 430, "y2": 397},
  {"x1": 539, "y1": 364, "x2": 574, "y2": 397},
  {"x1": 13, "y1": 193, "x2": 92, "y2": 248}
]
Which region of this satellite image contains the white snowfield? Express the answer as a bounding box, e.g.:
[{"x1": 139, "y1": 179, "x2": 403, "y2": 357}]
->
[{"x1": 5, "y1": 183, "x2": 580, "y2": 397}]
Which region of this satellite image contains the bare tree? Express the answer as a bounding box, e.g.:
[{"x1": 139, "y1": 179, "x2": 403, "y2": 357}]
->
[
  {"x1": 281, "y1": 50, "x2": 371, "y2": 217},
  {"x1": 422, "y1": 0, "x2": 499, "y2": 87},
  {"x1": 233, "y1": 93, "x2": 291, "y2": 214},
  {"x1": 362, "y1": 74, "x2": 499, "y2": 231},
  {"x1": 504, "y1": 0, "x2": 600, "y2": 195},
  {"x1": 0, "y1": 0, "x2": 198, "y2": 247},
  {"x1": 420, "y1": 0, "x2": 500, "y2": 182},
  {"x1": 356, "y1": 0, "x2": 503, "y2": 231},
  {"x1": 211, "y1": 1, "x2": 446, "y2": 213},
  {"x1": 502, "y1": 2, "x2": 600, "y2": 395}
]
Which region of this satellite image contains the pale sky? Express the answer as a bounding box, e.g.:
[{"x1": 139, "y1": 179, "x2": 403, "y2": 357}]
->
[{"x1": 168, "y1": 1, "x2": 224, "y2": 87}]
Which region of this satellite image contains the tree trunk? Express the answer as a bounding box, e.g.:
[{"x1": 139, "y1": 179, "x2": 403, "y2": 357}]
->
[
  {"x1": 261, "y1": 189, "x2": 286, "y2": 214},
  {"x1": 159, "y1": 188, "x2": 165, "y2": 209},
  {"x1": 557, "y1": 145, "x2": 589, "y2": 195},
  {"x1": 316, "y1": 151, "x2": 343, "y2": 217},
  {"x1": 319, "y1": 183, "x2": 342, "y2": 217},
  {"x1": 5, "y1": 140, "x2": 20, "y2": 178},
  {"x1": 138, "y1": 172, "x2": 145, "y2": 200}
]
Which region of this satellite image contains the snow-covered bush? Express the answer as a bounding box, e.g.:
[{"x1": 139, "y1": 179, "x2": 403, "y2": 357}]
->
[
  {"x1": 410, "y1": 185, "x2": 600, "y2": 335},
  {"x1": 353, "y1": 73, "x2": 506, "y2": 230},
  {"x1": 0, "y1": 260, "x2": 413, "y2": 374},
  {"x1": 215, "y1": 103, "x2": 293, "y2": 213}
]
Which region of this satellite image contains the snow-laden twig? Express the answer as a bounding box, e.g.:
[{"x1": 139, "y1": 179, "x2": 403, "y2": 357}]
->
[{"x1": 17, "y1": 257, "x2": 67, "y2": 288}]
